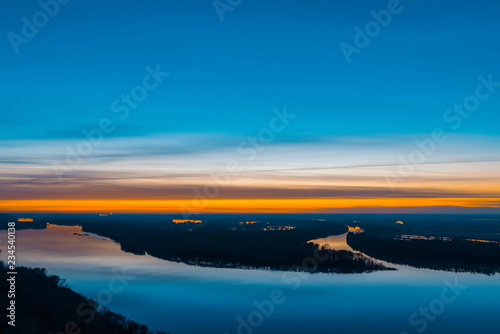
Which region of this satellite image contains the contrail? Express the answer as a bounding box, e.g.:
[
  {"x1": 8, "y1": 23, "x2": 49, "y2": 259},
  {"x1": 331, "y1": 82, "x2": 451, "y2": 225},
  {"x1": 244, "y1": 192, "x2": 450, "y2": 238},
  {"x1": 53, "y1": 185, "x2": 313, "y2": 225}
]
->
[{"x1": 234, "y1": 158, "x2": 500, "y2": 174}]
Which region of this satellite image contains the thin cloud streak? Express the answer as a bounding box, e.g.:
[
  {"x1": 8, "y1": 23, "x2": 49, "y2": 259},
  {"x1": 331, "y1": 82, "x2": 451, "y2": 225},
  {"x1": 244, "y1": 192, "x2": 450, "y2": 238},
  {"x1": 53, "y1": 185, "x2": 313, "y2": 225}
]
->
[{"x1": 235, "y1": 158, "x2": 500, "y2": 174}]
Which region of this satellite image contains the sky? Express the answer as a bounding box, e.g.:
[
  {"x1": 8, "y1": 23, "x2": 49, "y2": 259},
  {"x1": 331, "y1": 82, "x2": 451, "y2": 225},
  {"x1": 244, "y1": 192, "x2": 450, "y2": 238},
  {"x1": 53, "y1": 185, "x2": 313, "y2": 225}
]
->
[{"x1": 1, "y1": 0, "x2": 500, "y2": 213}]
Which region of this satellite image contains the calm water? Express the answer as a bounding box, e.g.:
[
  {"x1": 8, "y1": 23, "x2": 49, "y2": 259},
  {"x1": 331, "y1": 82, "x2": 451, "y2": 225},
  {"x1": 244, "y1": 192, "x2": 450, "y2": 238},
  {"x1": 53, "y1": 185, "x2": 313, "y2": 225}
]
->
[
  {"x1": 308, "y1": 232, "x2": 354, "y2": 252},
  {"x1": 2, "y1": 225, "x2": 500, "y2": 334}
]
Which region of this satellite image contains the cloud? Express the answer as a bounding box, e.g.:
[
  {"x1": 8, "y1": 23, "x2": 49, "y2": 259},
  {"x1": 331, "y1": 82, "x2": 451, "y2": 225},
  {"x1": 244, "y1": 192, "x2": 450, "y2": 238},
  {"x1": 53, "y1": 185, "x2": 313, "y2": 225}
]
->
[{"x1": 1, "y1": 133, "x2": 499, "y2": 211}]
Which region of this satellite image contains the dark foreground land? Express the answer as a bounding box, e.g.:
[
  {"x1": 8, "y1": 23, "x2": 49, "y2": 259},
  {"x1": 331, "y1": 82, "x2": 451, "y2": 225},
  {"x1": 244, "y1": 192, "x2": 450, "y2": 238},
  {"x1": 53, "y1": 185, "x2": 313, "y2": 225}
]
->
[{"x1": 0, "y1": 262, "x2": 168, "y2": 334}]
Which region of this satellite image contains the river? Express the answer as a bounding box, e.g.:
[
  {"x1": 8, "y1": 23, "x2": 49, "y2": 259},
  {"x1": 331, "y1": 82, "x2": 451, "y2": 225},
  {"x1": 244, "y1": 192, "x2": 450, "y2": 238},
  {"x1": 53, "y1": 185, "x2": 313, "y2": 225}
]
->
[{"x1": 1, "y1": 224, "x2": 499, "y2": 334}]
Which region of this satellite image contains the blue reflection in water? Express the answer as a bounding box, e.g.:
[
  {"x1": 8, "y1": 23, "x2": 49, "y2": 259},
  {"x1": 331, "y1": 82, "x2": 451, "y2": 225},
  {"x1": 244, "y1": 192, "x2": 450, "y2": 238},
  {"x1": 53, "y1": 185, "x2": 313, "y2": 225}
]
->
[{"x1": 1, "y1": 225, "x2": 499, "y2": 334}]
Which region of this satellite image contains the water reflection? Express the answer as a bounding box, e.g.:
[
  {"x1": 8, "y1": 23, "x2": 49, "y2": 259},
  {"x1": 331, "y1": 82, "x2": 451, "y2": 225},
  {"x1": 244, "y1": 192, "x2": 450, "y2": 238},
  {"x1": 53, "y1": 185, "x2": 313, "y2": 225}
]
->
[
  {"x1": 398, "y1": 234, "x2": 500, "y2": 244},
  {"x1": 308, "y1": 233, "x2": 353, "y2": 252},
  {"x1": 307, "y1": 226, "x2": 364, "y2": 252},
  {"x1": 1, "y1": 225, "x2": 500, "y2": 334}
]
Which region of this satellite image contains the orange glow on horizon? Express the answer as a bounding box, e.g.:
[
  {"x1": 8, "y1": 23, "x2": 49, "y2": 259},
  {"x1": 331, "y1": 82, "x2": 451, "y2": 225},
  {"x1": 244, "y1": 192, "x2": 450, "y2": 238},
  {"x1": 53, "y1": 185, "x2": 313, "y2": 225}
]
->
[{"x1": 0, "y1": 197, "x2": 499, "y2": 213}]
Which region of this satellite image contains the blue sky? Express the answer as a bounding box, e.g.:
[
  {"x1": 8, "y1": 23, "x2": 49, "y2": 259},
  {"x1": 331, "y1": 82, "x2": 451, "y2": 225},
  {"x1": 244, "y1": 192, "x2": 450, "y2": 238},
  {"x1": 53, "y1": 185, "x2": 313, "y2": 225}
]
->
[
  {"x1": 1, "y1": 0, "x2": 500, "y2": 212},
  {"x1": 2, "y1": 0, "x2": 500, "y2": 140}
]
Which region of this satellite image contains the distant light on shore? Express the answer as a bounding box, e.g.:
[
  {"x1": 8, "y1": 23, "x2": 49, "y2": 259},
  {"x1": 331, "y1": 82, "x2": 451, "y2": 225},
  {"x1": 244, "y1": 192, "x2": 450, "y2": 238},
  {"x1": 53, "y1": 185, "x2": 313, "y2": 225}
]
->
[
  {"x1": 347, "y1": 225, "x2": 364, "y2": 233},
  {"x1": 173, "y1": 219, "x2": 203, "y2": 224}
]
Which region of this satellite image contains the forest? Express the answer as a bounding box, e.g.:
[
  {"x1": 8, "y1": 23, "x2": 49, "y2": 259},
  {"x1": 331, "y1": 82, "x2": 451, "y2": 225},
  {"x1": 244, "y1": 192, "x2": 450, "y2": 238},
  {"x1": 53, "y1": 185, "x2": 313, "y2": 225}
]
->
[
  {"x1": 79, "y1": 219, "x2": 391, "y2": 274},
  {"x1": 0, "y1": 262, "x2": 168, "y2": 334},
  {"x1": 347, "y1": 230, "x2": 500, "y2": 275}
]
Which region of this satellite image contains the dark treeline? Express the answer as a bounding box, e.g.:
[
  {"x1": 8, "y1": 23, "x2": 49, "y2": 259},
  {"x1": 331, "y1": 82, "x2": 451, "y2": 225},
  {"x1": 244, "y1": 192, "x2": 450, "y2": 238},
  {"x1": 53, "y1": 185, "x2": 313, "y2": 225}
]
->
[
  {"x1": 347, "y1": 232, "x2": 500, "y2": 275},
  {"x1": 0, "y1": 262, "x2": 168, "y2": 334},
  {"x1": 80, "y1": 221, "x2": 390, "y2": 274}
]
